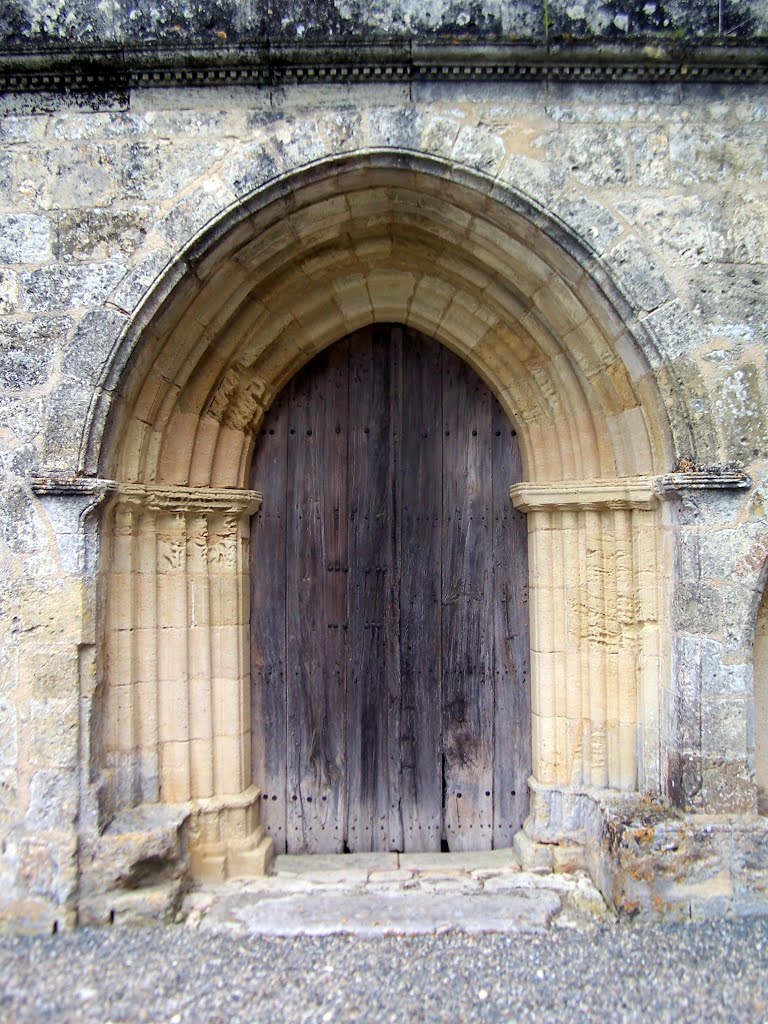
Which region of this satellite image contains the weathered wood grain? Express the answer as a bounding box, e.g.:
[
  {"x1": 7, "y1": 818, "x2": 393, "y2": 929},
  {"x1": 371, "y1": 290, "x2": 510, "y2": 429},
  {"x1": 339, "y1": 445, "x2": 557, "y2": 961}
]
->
[
  {"x1": 399, "y1": 331, "x2": 443, "y2": 851},
  {"x1": 285, "y1": 343, "x2": 348, "y2": 853},
  {"x1": 250, "y1": 392, "x2": 289, "y2": 851},
  {"x1": 492, "y1": 401, "x2": 531, "y2": 846},
  {"x1": 441, "y1": 354, "x2": 495, "y2": 851},
  {"x1": 346, "y1": 326, "x2": 400, "y2": 852}
]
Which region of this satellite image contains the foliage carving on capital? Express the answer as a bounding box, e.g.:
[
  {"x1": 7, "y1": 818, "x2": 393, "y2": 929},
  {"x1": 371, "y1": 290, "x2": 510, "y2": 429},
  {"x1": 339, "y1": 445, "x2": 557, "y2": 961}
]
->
[
  {"x1": 207, "y1": 364, "x2": 273, "y2": 434},
  {"x1": 509, "y1": 477, "x2": 659, "y2": 513},
  {"x1": 115, "y1": 484, "x2": 262, "y2": 518}
]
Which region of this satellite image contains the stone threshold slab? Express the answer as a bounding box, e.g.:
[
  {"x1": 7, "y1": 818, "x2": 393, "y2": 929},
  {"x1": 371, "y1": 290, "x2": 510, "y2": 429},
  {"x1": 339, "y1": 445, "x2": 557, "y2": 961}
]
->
[
  {"x1": 273, "y1": 852, "x2": 400, "y2": 876},
  {"x1": 272, "y1": 849, "x2": 521, "y2": 879},
  {"x1": 197, "y1": 889, "x2": 562, "y2": 937}
]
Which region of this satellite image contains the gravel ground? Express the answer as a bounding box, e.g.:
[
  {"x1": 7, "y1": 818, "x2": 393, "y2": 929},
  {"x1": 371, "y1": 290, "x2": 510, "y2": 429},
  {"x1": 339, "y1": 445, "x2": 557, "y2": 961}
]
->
[{"x1": 1, "y1": 919, "x2": 768, "y2": 1023}]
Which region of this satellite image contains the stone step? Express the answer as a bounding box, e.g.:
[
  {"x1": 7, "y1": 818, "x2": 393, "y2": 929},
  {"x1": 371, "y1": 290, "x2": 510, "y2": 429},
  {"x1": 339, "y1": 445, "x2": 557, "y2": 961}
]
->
[
  {"x1": 183, "y1": 851, "x2": 610, "y2": 935},
  {"x1": 80, "y1": 882, "x2": 186, "y2": 928},
  {"x1": 194, "y1": 888, "x2": 564, "y2": 937},
  {"x1": 267, "y1": 848, "x2": 522, "y2": 884}
]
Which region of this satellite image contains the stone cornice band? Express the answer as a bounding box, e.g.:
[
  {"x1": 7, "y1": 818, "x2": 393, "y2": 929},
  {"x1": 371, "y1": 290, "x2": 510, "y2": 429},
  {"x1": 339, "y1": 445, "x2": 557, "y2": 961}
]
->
[
  {"x1": 1, "y1": 41, "x2": 766, "y2": 94},
  {"x1": 510, "y1": 477, "x2": 659, "y2": 513}
]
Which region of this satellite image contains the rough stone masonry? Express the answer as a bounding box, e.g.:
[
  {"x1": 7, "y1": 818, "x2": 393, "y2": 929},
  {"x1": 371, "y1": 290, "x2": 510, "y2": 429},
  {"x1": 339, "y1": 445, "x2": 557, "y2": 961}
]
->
[{"x1": 0, "y1": 0, "x2": 768, "y2": 932}]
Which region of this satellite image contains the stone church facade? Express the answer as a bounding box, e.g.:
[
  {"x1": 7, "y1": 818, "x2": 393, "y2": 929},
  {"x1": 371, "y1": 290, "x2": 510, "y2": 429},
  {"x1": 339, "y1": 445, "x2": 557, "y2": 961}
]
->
[{"x1": 1, "y1": 0, "x2": 768, "y2": 930}]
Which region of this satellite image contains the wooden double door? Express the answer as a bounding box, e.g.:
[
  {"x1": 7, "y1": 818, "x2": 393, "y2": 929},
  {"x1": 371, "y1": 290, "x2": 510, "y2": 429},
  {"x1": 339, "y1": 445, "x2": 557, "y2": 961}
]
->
[{"x1": 250, "y1": 324, "x2": 530, "y2": 854}]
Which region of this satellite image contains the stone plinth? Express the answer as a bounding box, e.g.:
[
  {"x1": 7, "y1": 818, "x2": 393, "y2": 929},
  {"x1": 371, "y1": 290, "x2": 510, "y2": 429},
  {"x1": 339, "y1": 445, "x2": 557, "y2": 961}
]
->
[{"x1": 186, "y1": 786, "x2": 274, "y2": 883}]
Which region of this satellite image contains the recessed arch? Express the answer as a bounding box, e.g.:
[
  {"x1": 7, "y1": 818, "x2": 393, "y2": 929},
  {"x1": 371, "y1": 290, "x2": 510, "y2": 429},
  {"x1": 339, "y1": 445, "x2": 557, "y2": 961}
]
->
[{"x1": 93, "y1": 152, "x2": 678, "y2": 875}]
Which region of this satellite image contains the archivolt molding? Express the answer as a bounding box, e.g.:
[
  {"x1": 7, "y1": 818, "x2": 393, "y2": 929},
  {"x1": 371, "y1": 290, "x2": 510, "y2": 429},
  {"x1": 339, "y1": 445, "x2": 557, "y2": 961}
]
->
[
  {"x1": 78, "y1": 151, "x2": 694, "y2": 491},
  {"x1": 73, "y1": 153, "x2": 692, "y2": 477}
]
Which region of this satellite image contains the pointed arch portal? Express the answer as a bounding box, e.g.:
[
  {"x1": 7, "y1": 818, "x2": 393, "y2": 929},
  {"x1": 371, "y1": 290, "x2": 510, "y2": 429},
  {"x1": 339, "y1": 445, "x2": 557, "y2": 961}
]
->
[
  {"x1": 95, "y1": 154, "x2": 673, "y2": 879},
  {"x1": 250, "y1": 323, "x2": 530, "y2": 854}
]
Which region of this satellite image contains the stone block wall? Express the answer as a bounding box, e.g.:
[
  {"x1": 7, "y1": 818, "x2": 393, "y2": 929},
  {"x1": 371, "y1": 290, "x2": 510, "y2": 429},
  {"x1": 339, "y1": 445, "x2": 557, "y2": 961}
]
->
[
  {"x1": 0, "y1": 0, "x2": 766, "y2": 47},
  {"x1": 0, "y1": 4, "x2": 767, "y2": 925}
]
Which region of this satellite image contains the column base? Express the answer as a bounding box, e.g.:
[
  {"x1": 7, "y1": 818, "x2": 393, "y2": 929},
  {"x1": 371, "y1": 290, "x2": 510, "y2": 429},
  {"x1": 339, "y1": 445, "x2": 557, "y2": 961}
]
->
[{"x1": 186, "y1": 786, "x2": 275, "y2": 883}]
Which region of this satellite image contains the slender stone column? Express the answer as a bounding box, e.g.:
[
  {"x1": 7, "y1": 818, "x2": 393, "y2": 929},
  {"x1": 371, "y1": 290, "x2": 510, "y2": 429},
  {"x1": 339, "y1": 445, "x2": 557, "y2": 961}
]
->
[
  {"x1": 103, "y1": 484, "x2": 273, "y2": 880},
  {"x1": 511, "y1": 477, "x2": 663, "y2": 797}
]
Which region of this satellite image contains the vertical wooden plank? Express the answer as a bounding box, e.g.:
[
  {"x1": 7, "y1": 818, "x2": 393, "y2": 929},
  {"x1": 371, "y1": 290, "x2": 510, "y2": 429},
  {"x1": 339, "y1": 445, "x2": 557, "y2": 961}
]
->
[
  {"x1": 491, "y1": 401, "x2": 531, "y2": 848},
  {"x1": 399, "y1": 329, "x2": 444, "y2": 852},
  {"x1": 250, "y1": 393, "x2": 289, "y2": 852},
  {"x1": 285, "y1": 342, "x2": 348, "y2": 853},
  {"x1": 386, "y1": 327, "x2": 404, "y2": 854},
  {"x1": 441, "y1": 348, "x2": 495, "y2": 851},
  {"x1": 345, "y1": 325, "x2": 401, "y2": 851}
]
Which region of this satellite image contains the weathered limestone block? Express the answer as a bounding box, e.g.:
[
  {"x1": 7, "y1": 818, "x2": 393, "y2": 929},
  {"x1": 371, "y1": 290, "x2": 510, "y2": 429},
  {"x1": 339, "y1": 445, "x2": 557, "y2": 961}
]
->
[
  {"x1": 57, "y1": 209, "x2": 150, "y2": 261},
  {"x1": 629, "y1": 127, "x2": 671, "y2": 187},
  {"x1": 0, "y1": 316, "x2": 68, "y2": 390},
  {"x1": 595, "y1": 799, "x2": 768, "y2": 919},
  {"x1": 1, "y1": 0, "x2": 766, "y2": 49},
  {"x1": 551, "y1": 843, "x2": 588, "y2": 874},
  {"x1": 727, "y1": 191, "x2": 768, "y2": 264},
  {"x1": 19, "y1": 262, "x2": 125, "y2": 314},
  {"x1": 526, "y1": 781, "x2": 597, "y2": 844},
  {"x1": 0, "y1": 827, "x2": 78, "y2": 935},
  {"x1": 620, "y1": 195, "x2": 728, "y2": 268},
  {"x1": 546, "y1": 0, "x2": 720, "y2": 37},
  {"x1": 121, "y1": 141, "x2": 230, "y2": 202},
  {"x1": 25, "y1": 770, "x2": 78, "y2": 831},
  {"x1": 670, "y1": 126, "x2": 768, "y2": 185},
  {"x1": 513, "y1": 830, "x2": 554, "y2": 873},
  {"x1": 605, "y1": 240, "x2": 675, "y2": 314},
  {"x1": 534, "y1": 126, "x2": 631, "y2": 187},
  {"x1": 0, "y1": 213, "x2": 52, "y2": 263},
  {"x1": 49, "y1": 142, "x2": 120, "y2": 208},
  {"x1": 527, "y1": 786, "x2": 768, "y2": 918},
  {"x1": 80, "y1": 802, "x2": 189, "y2": 899},
  {"x1": 77, "y1": 802, "x2": 192, "y2": 927}
]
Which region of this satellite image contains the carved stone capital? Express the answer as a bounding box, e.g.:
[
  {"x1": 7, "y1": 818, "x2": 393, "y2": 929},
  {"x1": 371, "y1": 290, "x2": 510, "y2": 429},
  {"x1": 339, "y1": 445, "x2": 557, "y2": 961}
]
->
[
  {"x1": 510, "y1": 477, "x2": 658, "y2": 513},
  {"x1": 115, "y1": 483, "x2": 262, "y2": 517},
  {"x1": 207, "y1": 364, "x2": 273, "y2": 434}
]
